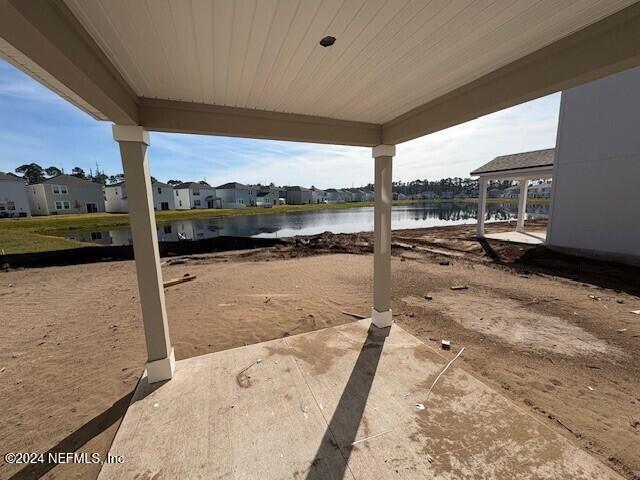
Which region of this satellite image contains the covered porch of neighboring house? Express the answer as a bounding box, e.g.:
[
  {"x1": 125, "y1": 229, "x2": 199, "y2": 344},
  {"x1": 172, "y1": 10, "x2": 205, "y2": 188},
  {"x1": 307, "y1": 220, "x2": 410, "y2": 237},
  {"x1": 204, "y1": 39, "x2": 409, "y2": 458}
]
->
[
  {"x1": 2, "y1": 0, "x2": 639, "y2": 477},
  {"x1": 205, "y1": 195, "x2": 222, "y2": 209},
  {"x1": 472, "y1": 149, "x2": 555, "y2": 246}
]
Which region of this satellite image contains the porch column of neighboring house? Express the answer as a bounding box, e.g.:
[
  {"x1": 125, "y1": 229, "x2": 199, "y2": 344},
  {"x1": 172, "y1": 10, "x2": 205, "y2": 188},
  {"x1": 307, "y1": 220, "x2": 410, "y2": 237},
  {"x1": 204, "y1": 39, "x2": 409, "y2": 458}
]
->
[
  {"x1": 371, "y1": 144, "x2": 395, "y2": 328},
  {"x1": 113, "y1": 125, "x2": 175, "y2": 383},
  {"x1": 476, "y1": 176, "x2": 488, "y2": 238},
  {"x1": 516, "y1": 178, "x2": 529, "y2": 233}
]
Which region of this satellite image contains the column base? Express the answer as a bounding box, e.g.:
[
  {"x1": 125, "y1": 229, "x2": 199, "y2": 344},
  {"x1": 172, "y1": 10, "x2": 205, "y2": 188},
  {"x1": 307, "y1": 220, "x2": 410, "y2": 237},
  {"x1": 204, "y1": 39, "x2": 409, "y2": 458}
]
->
[
  {"x1": 145, "y1": 348, "x2": 175, "y2": 383},
  {"x1": 371, "y1": 308, "x2": 393, "y2": 328}
]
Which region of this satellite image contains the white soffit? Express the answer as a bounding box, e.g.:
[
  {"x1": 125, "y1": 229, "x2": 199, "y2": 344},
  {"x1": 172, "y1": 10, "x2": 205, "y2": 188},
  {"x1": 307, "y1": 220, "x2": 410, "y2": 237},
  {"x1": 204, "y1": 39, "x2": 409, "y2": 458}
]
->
[{"x1": 63, "y1": 0, "x2": 636, "y2": 124}]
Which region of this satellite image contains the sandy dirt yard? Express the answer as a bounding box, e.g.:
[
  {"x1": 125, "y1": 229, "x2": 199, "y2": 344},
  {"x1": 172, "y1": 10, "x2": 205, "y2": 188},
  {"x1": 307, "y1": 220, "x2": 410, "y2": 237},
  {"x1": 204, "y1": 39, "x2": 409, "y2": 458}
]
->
[{"x1": 1, "y1": 223, "x2": 639, "y2": 480}]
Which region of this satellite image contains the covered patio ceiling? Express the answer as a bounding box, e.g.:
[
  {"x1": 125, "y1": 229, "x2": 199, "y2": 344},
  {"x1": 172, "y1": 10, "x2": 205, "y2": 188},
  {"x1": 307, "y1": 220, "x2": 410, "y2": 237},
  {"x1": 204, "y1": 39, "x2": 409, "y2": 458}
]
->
[{"x1": 1, "y1": 0, "x2": 640, "y2": 146}]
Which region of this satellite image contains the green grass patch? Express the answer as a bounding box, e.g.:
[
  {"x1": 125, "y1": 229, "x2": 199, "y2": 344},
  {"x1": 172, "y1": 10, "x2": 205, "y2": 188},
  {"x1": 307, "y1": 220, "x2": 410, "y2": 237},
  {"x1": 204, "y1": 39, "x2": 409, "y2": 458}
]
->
[{"x1": 0, "y1": 230, "x2": 87, "y2": 254}]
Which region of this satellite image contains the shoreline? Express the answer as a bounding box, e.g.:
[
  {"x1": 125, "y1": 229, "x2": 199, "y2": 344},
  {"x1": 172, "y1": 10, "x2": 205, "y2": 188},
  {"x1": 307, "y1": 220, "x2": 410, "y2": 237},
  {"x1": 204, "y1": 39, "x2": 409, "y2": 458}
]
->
[{"x1": 0, "y1": 198, "x2": 550, "y2": 254}]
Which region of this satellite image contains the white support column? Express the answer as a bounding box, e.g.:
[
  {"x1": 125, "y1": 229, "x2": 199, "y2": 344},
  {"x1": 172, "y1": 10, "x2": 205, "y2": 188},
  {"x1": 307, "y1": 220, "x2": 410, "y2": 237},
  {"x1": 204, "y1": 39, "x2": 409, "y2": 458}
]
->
[
  {"x1": 516, "y1": 178, "x2": 528, "y2": 233},
  {"x1": 371, "y1": 144, "x2": 395, "y2": 328},
  {"x1": 477, "y1": 177, "x2": 488, "y2": 238},
  {"x1": 113, "y1": 125, "x2": 174, "y2": 383}
]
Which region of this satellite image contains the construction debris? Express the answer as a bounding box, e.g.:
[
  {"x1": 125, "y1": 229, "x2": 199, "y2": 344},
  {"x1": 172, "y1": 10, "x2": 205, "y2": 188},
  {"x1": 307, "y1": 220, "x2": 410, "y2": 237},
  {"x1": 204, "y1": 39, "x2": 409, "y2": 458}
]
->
[
  {"x1": 631, "y1": 310, "x2": 640, "y2": 315},
  {"x1": 342, "y1": 311, "x2": 367, "y2": 320},
  {"x1": 424, "y1": 347, "x2": 466, "y2": 405},
  {"x1": 441, "y1": 340, "x2": 451, "y2": 351},
  {"x1": 424, "y1": 294, "x2": 433, "y2": 300},
  {"x1": 450, "y1": 285, "x2": 468, "y2": 291},
  {"x1": 163, "y1": 274, "x2": 196, "y2": 288},
  {"x1": 415, "y1": 403, "x2": 425, "y2": 411}
]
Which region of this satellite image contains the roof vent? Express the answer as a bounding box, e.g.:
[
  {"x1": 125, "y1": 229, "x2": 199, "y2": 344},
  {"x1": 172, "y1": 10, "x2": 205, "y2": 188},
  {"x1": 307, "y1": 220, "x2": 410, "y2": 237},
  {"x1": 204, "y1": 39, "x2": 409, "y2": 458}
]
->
[{"x1": 319, "y1": 36, "x2": 336, "y2": 47}]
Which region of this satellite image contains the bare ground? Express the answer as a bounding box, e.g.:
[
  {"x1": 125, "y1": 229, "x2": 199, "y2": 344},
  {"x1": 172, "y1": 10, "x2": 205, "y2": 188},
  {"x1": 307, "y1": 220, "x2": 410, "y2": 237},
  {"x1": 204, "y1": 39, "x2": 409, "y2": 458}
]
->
[{"x1": 1, "y1": 221, "x2": 639, "y2": 479}]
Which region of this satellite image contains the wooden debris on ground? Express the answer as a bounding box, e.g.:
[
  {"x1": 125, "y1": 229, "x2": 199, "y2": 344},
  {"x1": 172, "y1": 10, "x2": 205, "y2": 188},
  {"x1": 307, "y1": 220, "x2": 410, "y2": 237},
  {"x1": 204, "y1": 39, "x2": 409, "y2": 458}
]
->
[
  {"x1": 163, "y1": 274, "x2": 196, "y2": 288},
  {"x1": 341, "y1": 311, "x2": 367, "y2": 319},
  {"x1": 450, "y1": 285, "x2": 468, "y2": 291}
]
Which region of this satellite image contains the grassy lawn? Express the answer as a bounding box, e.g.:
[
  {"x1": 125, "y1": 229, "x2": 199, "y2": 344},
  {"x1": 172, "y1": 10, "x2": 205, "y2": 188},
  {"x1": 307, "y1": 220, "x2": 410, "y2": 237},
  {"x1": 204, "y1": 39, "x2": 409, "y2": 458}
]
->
[{"x1": 0, "y1": 198, "x2": 549, "y2": 255}]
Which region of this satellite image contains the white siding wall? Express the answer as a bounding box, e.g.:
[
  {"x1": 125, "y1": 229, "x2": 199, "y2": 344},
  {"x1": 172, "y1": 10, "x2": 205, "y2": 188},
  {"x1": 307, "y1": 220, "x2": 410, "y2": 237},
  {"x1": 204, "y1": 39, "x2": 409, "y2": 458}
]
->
[
  {"x1": 548, "y1": 66, "x2": 640, "y2": 263},
  {"x1": 152, "y1": 185, "x2": 175, "y2": 210},
  {"x1": 174, "y1": 188, "x2": 190, "y2": 209},
  {"x1": 28, "y1": 184, "x2": 50, "y2": 215},
  {"x1": 0, "y1": 180, "x2": 31, "y2": 216},
  {"x1": 104, "y1": 185, "x2": 128, "y2": 212}
]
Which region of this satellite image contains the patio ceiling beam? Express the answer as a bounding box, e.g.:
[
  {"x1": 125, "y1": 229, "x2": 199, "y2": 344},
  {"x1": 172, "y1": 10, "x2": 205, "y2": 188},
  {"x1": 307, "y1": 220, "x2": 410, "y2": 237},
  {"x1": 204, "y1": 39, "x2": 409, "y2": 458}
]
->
[
  {"x1": 138, "y1": 98, "x2": 381, "y2": 147},
  {"x1": 382, "y1": 2, "x2": 640, "y2": 145},
  {"x1": 0, "y1": 0, "x2": 138, "y2": 124}
]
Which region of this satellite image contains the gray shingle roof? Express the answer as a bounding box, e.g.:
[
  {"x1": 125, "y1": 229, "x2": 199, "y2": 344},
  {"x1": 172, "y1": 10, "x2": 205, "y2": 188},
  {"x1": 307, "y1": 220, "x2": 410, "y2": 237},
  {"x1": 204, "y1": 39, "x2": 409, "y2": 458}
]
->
[
  {"x1": 40, "y1": 174, "x2": 98, "y2": 186},
  {"x1": 215, "y1": 182, "x2": 249, "y2": 189},
  {"x1": 471, "y1": 148, "x2": 555, "y2": 176},
  {"x1": 175, "y1": 181, "x2": 212, "y2": 189},
  {"x1": 0, "y1": 173, "x2": 25, "y2": 182}
]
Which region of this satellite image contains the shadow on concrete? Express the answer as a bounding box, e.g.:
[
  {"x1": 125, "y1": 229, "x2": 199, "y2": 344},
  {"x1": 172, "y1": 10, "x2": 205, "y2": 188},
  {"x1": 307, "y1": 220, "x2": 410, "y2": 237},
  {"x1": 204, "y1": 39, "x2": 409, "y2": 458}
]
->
[
  {"x1": 8, "y1": 392, "x2": 134, "y2": 480},
  {"x1": 305, "y1": 324, "x2": 390, "y2": 480}
]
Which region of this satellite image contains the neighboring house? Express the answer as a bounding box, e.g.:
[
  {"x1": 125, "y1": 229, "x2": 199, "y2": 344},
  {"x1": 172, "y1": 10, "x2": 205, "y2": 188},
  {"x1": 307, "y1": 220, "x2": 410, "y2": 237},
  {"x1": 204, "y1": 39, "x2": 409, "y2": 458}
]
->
[
  {"x1": 27, "y1": 174, "x2": 105, "y2": 215},
  {"x1": 256, "y1": 188, "x2": 279, "y2": 207},
  {"x1": 105, "y1": 181, "x2": 176, "y2": 212},
  {"x1": 502, "y1": 185, "x2": 521, "y2": 198},
  {"x1": 0, "y1": 173, "x2": 30, "y2": 217},
  {"x1": 347, "y1": 189, "x2": 367, "y2": 202},
  {"x1": 324, "y1": 188, "x2": 342, "y2": 203},
  {"x1": 286, "y1": 186, "x2": 312, "y2": 204},
  {"x1": 528, "y1": 181, "x2": 552, "y2": 198},
  {"x1": 363, "y1": 190, "x2": 374, "y2": 201},
  {"x1": 547, "y1": 66, "x2": 640, "y2": 264},
  {"x1": 310, "y1": 187, "x2": 327, "y2": 204},
  {"x1": 215, "y1": 182, "x2": 255, "y2": 208},
  {"x1": 421, "y1": 191, "x2": 437, "y2": 200},
  {"x1": 487, "y1": 188, "x2": 502, "y2": 198},
  {"x1": 174, "y1": 182, "x2": 218, "y2": 209},
  {"x1": 440, "y1": 191, "x2": 454, "y2": 199},
  {"x1": 338, "y1": 190, "x2": 354, "y2": 202}
]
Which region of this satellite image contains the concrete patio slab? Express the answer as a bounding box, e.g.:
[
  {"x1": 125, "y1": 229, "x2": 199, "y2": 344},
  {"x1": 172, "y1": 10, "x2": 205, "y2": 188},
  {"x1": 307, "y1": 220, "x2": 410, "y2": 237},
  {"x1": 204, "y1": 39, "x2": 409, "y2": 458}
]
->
[
  {"x1": 486, "y1": 230, "x2": 547, "y2": 245},
  {"x1": 99, "y1": 320, "x2": 620, "y2": 480}
]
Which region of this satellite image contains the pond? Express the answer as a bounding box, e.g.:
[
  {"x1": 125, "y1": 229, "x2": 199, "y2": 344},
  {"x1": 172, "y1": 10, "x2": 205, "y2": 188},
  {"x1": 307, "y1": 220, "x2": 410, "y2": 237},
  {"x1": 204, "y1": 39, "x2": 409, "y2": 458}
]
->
[{"x1": 64, "y1": 201, "x2": 549, "y2": 246}]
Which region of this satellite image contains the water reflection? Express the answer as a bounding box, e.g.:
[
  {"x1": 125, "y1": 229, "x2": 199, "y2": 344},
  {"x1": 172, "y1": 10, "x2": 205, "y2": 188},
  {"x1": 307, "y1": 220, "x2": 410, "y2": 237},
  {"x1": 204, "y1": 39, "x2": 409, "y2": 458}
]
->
[{"x1": 65, "y1": 202, "x2": 548, "y2": 246}]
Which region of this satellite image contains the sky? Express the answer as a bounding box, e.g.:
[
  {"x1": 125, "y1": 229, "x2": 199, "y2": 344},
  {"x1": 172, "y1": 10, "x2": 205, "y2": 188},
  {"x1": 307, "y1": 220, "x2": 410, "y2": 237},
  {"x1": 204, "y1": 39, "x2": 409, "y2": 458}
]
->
[{"x1": 0, "y1": 58, "x2": 560, "y2": 189}]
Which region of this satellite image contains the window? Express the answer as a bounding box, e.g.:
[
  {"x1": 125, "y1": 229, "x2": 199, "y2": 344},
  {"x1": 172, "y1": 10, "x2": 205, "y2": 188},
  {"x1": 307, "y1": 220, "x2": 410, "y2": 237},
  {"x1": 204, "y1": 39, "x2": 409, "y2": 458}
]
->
[
  {"x1": 157, "y1": 187, "x2": 162, "y2": 194},
  {"x1": 176, "y1": 190, "x2": 179, "y2": 197},
  {"x1": 52, "y1": 185, "x2": 60, "y2": 194},
  {"x1": 52, "y1": 185, "x2": 68, "y2": 194},
  {"x1": 163, "y1": 225, "x2": 172, "y2": 234},
  {"x1": 90, "y1": 232, "x2": 103, "y2": 240},
  {"x1": 193, "y1": 200, "x2": 201, "y2": 207},
  {"x1": 193, "y1": 189, "x2": 200, "y2": 196},
  {"x1": 8, "y1": 201, "x2": 15, "y2": 211},
  {"x1": 60, "y1": 185, "x2": 68, "y2": 194},
  {"x1": 55, "y1": 201, "x2": 70, "y2": 210},
  {"x1": 179, "y1": 200, "x2": 182, "y2": 207},
  {"x1": 55, "y1": 201, "x2": 62, "y2": 209},
  {"x1": 0, "y1": 202, "x2": 6, "y2": 211}
]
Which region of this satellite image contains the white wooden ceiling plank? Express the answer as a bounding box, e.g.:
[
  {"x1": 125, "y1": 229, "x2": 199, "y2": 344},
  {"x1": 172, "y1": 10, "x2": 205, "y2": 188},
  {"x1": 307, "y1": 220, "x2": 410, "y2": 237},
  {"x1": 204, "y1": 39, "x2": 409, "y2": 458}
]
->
[
  {"x1": 323, "y1": 0, "x2": 488, "y2": 120},
  {"x1": 145, "y1": 0, "x2": 196, "y2": 102},
  {"x1": 212, "y1": 0, "x2": 235, "y2": 105},
  {"x1": 225, "y1": 0, "x2": 258, "y2": 106},
  {"x1": 64, "y1": 0, "x2": 148, "y2": 96},
  {"x1": 107, "y1": 0, "x2": 176, "y2": 99},
  {"x1": 235, "y1": 0, "x2": 279, "y2": 108},
  {"x1": 349, "y1": 0, "x2": 547, "y2": 121},
  {"x1": 361, "y1": 0, "x2": 613, "y2": 122},
  {"x1": 245, "y1": 0, "x2": 301, "y2": 109},
  {"x1": 190, "y1": 0, "x2": 216, "y2": 104},
  {"x1": 281, "y1": 0, "x2": 388, "y2": 113},
  {"x1": 289, "y1": 0, "x2": 424, "y2": 115},
  {"x1": 167, "y1": 0, "x2": 205, "y2": 103},
  {"x1": 255, "y1": 0, "x2": 323, "y2": 110}
]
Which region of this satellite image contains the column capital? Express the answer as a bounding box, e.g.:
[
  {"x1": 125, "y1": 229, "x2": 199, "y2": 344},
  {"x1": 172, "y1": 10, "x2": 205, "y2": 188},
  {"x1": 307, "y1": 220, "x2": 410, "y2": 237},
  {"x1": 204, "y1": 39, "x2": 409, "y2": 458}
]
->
[
  {"x1": 372, "y1": 144, "x2": 395, "y2": 158},
  {"x1": 113, "y1": 124, "x2": 150, "y2": 145}
]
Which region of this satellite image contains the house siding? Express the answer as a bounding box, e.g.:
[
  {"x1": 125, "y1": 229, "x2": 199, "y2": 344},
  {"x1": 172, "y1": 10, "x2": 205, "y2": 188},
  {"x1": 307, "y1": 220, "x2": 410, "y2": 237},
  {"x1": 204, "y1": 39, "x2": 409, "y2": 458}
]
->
[
  {"x1": 548, "y1": 66, "x2": 640, "y2": 263},
  {"x1": 0, "y1": 179, "x2": 31, "y2": 217}
]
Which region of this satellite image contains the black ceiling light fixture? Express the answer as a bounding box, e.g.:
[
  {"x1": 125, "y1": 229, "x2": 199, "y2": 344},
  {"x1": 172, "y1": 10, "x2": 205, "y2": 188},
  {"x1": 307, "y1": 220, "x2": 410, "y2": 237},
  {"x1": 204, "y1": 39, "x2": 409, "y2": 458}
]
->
[{"x1": 319, "y1": 35, "x2": 336, "y2": 47}]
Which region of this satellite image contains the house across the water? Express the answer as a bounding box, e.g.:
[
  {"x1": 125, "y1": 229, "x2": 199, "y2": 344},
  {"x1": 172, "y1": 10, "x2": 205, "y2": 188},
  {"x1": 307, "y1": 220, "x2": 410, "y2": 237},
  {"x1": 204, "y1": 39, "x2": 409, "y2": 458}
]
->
[
  {"x1": 0, "y1": 173, "x2": 30, "y2": 217},
  {"x1": 27, "y1": 174, "x2": 105, "y2": 215}
]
